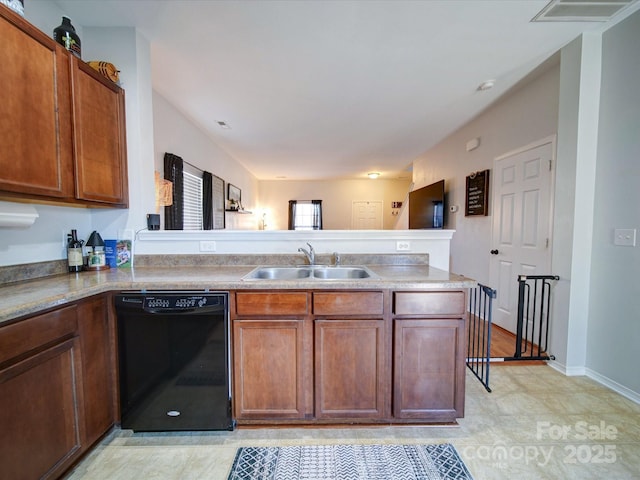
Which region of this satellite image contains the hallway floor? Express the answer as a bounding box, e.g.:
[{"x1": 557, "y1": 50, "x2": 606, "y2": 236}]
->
[{"x1": 64, "y1": 365, "x2": 640, "y2": 480}]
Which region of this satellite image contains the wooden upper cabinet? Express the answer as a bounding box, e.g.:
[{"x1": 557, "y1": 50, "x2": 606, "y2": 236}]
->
[
  {"x1": 71, "y1": 57, "x2": 128, "y2": 207},
  {"x1": 0, "y1": 9, "x2": 74, "y2": 199},
  {"x1": 0, "y1": 8, "x2": 128, "y2": 207}
]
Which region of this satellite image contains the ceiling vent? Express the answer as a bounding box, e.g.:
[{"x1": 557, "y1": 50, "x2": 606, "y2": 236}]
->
[{"x1": 532, "y1": 0, "x2": 637, "y2": 22}]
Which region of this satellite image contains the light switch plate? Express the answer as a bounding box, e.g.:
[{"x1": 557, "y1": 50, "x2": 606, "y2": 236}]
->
[{"x1": 614, "y1": 228, "x2": 636, "y2": 247}]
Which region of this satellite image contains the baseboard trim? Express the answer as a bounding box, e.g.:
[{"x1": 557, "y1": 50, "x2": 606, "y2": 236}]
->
[
  {"x1": 584, "y1": 368, "x2": 640, "y2": 405},
  {"x1": 547, "y1": 361, "x2": 639, "y2": 405}
]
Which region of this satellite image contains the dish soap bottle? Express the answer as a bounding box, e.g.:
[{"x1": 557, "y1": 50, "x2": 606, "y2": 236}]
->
[
  {"x1": 67, "y1": 229, "x2": 84, "y2": 273},
  {"x1": 53, "y1": 16, "x2": 81, "y2": 58}
]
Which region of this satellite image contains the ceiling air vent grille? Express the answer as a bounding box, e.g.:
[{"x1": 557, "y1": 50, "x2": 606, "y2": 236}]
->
[{"x1": 532, "y1": 0, "x2": 637, "y2": 22}]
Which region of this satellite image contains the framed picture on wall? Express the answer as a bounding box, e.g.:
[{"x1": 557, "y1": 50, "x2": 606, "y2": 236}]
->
[{"x1": 227, "y1": 183, "x2": 241, "y2": 210}]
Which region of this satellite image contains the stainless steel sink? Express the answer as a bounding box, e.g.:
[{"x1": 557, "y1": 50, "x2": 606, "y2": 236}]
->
[
  {"x1": 242, "y1": 266, "x2": 311, "y2": 280},
  {"x1": 312, "y1": 266, "x2": 376, "y2": 279},
  {"x1": 242, "y1": 265, "x2": 378, "y2": 281}
]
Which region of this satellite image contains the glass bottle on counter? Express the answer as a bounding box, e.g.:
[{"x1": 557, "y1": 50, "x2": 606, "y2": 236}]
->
[{"x1": 67, "y1": 229, "x2": 83, "y2": 273}]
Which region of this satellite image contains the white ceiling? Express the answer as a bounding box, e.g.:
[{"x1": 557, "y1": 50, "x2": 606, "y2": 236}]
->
[{"x1": 55, "y1": 0, "x2": 638, "y2": 181}]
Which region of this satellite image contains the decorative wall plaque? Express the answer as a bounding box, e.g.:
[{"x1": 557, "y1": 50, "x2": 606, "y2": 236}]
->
[{"x1": 465, "y1": 169, "x2": 490, "y2": 216}]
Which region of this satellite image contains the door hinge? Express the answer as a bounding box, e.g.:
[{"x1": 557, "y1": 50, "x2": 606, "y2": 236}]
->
[
  {"x1": 545, "y1": 238, "x2": 549, "y2": 248},
  {"x1": 548, "y1": 159, "x2": 552, "y2": 171}
]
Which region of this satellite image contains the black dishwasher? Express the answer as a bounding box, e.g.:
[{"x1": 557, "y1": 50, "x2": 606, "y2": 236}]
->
[{"x1": 115, "y1": 291, "x2": 233, "y2": 431}]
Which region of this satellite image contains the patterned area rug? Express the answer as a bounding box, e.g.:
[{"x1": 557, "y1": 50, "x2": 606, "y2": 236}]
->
[{"x1": 227, "y1": 443, "x2": 474, "y2": 480}]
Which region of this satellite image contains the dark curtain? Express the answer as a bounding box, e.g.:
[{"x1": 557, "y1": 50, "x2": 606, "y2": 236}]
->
[
  {"x1": 311, "y1": 199, "x2": 323, "y2": 230},
  {"x1": 164, "y1": 152, "x2": 184, "y2": 230},
  {"x1": 288, "y1": 200, "x2": 297, "y2": 230},
  {"x1": 202, "y1": 171, "x2": 213, "y2": 230}
]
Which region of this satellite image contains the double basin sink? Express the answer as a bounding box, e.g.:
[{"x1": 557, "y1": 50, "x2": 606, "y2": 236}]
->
[{"x1": 242, "y1": 265, "x2": 379, "y2": 281}]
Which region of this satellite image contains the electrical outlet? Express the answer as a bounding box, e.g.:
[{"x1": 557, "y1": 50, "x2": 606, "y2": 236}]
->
[
  {"x1": 614, "y1": 228, "x2": 636, "y2": 247},
  {"x1": 396, "y1": 241, "x2": 411, "y2": 251},
  {"x1": 199, "y1": 241, "x2": 217, "y2": 252}
]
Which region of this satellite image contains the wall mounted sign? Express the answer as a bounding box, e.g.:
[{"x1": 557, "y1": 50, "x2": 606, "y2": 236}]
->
[{"x1": 465, "y1": 169, "x2": 490, "y2": 216}]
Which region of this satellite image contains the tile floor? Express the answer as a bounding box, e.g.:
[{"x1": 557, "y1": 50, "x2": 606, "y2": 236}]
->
[{"x1": 64, "y1": 365, "x2": 640, "y2": 480}]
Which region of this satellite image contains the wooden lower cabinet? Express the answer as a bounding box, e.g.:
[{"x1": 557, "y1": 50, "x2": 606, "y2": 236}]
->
[
  {"x1": 0, "y1": 294, "x2": 116, "y2": 480},
  {"x1": 232, "y1": 288, "x2": 467, "y2": 424},
  {"x1": 315, "y1": 319, "x2": 387, "y2": 419},
  {"x1": 0, "y1": 307, "x2": 83, "y2": 480},
  {"x1": 393, "y1": 318, "x2": 466, "y2": 421},
  {"x1": 233, "y1": 319, "x2": 312, "y2": 419},
  {"x1": 392, "y1": 290, "x2": 467, "y2": 422},
  {"x1": 77, "y1": 295, "x2": 116, "y2": 446}
]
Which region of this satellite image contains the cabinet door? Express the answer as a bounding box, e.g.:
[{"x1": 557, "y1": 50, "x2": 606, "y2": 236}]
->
[
  {"x1": 315, "y1": 319, "x2": 387, "y2": 419},
  {"x1": 71, "y1": 57, "x2": 128, "y2": 206},
  {"x1": 0, "y1": 339, "x2": 82, "y2": 480},
  {"x1": 393, "y1": 318, "x2": 466, "y2": 421},
  {"x1": 233, "y1": 319, "x2": 311, "y2": 419},
  {"x1": 0, "y1": 10, "x2": 74, "y2": 200},
  {"x1": 77, "y1": 295, "x2": 115, "y2": 446}
]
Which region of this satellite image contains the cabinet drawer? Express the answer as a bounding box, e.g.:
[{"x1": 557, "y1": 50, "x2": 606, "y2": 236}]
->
[
  {"x1": 313, "y1": 291, "x2": 384, "y2": 316},
  {"x1": 0, "y1": 305, "x2": 78, "y2": 365},
  {"x1": 235, "y1": 292, "x2": 308, "y2": 316},
  {"x1": 394, "y1": 291, "x2": 465, "y2": 316}
]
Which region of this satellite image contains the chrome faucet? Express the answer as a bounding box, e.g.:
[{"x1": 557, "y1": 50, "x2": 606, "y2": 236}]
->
[{"x1": 298, "y1": 242, "x2": 315, "y2": 265}]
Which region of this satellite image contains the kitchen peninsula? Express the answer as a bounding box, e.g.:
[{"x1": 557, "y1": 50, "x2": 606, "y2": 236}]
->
[{"x1": 0, "y1": 254, "x2": 474, "y2": 479}]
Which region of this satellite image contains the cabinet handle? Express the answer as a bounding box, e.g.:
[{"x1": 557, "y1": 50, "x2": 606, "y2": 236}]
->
[{"x1": 490, "y1": 249, "x2": 499, "y2": 255}]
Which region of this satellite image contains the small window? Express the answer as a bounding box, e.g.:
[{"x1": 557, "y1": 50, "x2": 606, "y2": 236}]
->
[
  {"x1": 288, "y1": 200, "x2": 322, "y2": 230},
  {"x1": 182, "y1": 167, "x2": 203, "y2": 230}
]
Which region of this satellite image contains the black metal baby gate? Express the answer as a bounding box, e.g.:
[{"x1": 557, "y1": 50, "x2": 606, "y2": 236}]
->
[
  {"x1": 510, "y1": 274, "x2": 559, "y2": 361},
  {"x1": 467, "y1": 283, "x2": 496, "y2": 392},
  {"x1": 466, "y1": 275, "x2": 559, "y2": 391}
]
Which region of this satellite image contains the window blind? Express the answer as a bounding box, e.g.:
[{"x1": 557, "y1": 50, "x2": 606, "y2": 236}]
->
[{"x1": 183, "y1": 169, "x2": 203, "y2": 230}]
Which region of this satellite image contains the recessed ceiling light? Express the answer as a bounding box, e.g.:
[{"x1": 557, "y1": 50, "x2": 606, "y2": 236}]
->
[
  {"x1": 368, "y1": 172, "x2": 380, "y2": 179},
  {"x1": 477, "y1": 80, "x2": 495, "y2": 91},
  {"x1": 217, "y1": 121, "x2": 231, "y2": 129}
]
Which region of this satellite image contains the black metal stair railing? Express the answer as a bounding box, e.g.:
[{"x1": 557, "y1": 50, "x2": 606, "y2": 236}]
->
[
  {"x1": 467, "y1": 283, "x2": 496, "y2": 392},
  {"x1": 510, "y1": 274, "x2": 559, "y2": 361}
]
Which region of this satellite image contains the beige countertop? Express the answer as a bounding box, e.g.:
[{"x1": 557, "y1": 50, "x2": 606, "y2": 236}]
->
[{"x1": 0, "y1": 263, "x2": 475, "y2": 324}]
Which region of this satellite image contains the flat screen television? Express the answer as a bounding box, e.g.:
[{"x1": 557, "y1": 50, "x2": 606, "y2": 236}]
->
[{"x1": 409, "y1": 180, "x2": 445, "y2": 229}]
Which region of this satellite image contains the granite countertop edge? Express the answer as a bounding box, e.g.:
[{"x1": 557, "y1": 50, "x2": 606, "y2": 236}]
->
[{"x1": 0, "y1": 264, "x2": 476, "y2": 324}]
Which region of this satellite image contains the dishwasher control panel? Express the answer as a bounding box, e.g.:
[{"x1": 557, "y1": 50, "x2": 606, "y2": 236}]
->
[{"x1": 116, "y1": 292, "x2": 227, "y2": 313}]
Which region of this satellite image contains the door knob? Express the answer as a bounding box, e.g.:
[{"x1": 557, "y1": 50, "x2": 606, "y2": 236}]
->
[{"x1": 490, "y1": 249, "x2": 499, "y2": 255}]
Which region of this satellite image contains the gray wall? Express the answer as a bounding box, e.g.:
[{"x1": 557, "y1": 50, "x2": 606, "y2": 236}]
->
[
  {"x1": 411, "y1": 63, "x2": 561, "y2": 285},
  {"x1": 587, "y1": 11, "x2": 640, "y2": 394}
]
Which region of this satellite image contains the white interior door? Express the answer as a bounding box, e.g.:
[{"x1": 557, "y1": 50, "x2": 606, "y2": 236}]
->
[
  {"x1": 490, "y1": 139, "x2": 555, "y2": 333},
  {"x1": 352, "y1": 201, "x2": 383, "y2": 229}
]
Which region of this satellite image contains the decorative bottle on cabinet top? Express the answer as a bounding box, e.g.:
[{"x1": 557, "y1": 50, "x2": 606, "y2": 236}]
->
[{"x1": 53, "y1": 16, "x2": 81, "y2": 58}]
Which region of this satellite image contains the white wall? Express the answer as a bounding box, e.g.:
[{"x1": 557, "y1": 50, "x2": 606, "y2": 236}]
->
[
  {"x1": 411, "y1": 62, "x2": 561, "y2": 282},
  {"x1": 152, "y1": 91, "x2": 259, "y2": 223},
  {"x1": 586, "y1": 11, "x2": 640, "y2": 395},
  {"x1": 258, "y1": 179, "x2": 411, "y2": 230},
  {"x1": 136, "y1": 229, "x2": 454, "y2": 271}
]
